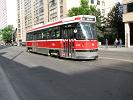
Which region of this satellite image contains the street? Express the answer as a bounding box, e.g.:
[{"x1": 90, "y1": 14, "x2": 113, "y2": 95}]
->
[{"x1": 0, "y1": 46, "x2": 133, "y2": 100}]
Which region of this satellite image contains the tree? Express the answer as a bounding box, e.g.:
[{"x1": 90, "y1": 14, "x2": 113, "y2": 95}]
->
[
  {"x1": 68, "y1": 0, "x2": 101, "y2": 19},
  {"x1": 107, "y1": 2, "x2": 124, "y2": 40},
  {"x1": 0, "y1": 25, "x2": 14, "y2": 43},
  {"x1": 68, "y1": 0, "x2": 90, "y2": 16},
  {"x1": 80, "y1": 0, "x2": 88, "y2": 8}
]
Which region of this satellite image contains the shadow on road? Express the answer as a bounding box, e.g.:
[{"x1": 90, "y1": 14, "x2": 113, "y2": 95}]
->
[
  {"x1": 0, "y1": 45, "x2": 11, "y2": 50},
  {"x1": 0, "y1": 52, "x2": 133, "y2": 100}
]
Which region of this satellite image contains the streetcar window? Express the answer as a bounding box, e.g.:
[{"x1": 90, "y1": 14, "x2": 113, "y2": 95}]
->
[
  {"x1": 26, "y1": 21, "x2": 96, "y2": 41},
  {"x1": 76, "y1": 22, "x2": 97, "y2": 40},
  {"x1": 33, "y1": 32, "x2": 37, "y2": 40},
  {"x1": 27, "y1": 32, "x2": 34, "y2": 40},
  {"x1": 61, "y1": 23, "x2": 78, "y2": 39},
  {"x1": 76, "y1": 23, "x2": 85, "y2": 40},
  {"x1": 37, "y1": 31, "x2": 42, "y2": 40},
  {"x1": 26, "y1": 33, "x2": 30, "y2": 41},
  {"x1": 42, "y1": 30, "x2": 47, "y2": 39},
  {"x1": 55, "y1": 26, "x2": 60, "y2": 39},
  {"x1": 50, "y1": 26, "x2": 60, "y2": 39},
  {"x1": 47, "y1": 29, "x2": 50, "y2": 39},
  {"x1": 54, "y1": 29, "x2": 60, "y2": 39},
  {"x1": 51, "y1": 30, "x2": 56, "y2": 39},
  {"x1": 30, "y1": 32, "x2": 33, "y2": 40}
]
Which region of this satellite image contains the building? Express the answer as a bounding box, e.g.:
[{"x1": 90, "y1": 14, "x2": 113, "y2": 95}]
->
[
  {"x1": 47, "y1": 0, "x2": 107, "y2": 22},
  {"x1": 47, "y1": 0, "x2": 80, "y2": 22},
  {"x1": 17, "y1": 0, "x2": 25, "y2": 43},
  {"x1": 123, "y1": 0, "x2": 133, "y2": 47},
  {"x1": 0, "y1": 0, "x2": 7, "y2": 29},
  {"x1": 0, "y1": 0, "x2": 17, "y2": 29},
  {"x1": 17, "y1": 0, "x2": 47, "y2": 42},
  {"x1": 17, "y1": 0, "x2": 120, "y2": 42}
]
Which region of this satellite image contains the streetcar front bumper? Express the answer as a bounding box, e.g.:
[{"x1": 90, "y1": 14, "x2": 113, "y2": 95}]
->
[{"x1": 74, "y1": 49, "x2": 98, "y2": 59}]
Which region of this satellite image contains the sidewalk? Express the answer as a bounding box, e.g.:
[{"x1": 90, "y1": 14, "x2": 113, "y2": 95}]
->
[{"x1": 99, "y1": 45, "x2": 133, "y2": 52}]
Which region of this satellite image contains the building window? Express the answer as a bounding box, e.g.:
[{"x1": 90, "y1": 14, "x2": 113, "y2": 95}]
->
[
  {"x1": 91, "y1": 0, "x2": 94, "y2": 4},
  {"x1": 60, "y1": 15, "x2": 63, "y2": 18},
  {"x1": 60, "y1": 6, "x2": 63, "y2": 13},
  {"x1": 60, "y1": 0, "x2": 63, "y2": 3},
  {"x1": 18, "y1": 29, "x2": 21, "y2": 33},
  {"x1": 127, "y1": 2, "x2": 133, "y2": 13},
  {"x1": 97, "y1": 0, "x2": 100, "y2": 5},
  {"x1": 39, "y1": 7, "x2": 44, "y2": 13},
  {"x1": 102, "y1": 9, "x2": 105, "y2": 15},
  {"x1": 50, "y1": 0, "x2": 56, "y2": 6},
  {"x1": 102, "y1": 1, "x2": 105, "y2": 6}
]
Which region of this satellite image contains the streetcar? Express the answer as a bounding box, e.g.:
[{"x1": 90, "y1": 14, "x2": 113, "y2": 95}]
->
[{"x1": 26, "y1": 15, "x2": 98, "y2": 59}]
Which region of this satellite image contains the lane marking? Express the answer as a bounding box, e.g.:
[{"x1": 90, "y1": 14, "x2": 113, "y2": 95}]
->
[{"x1": 100, "y1": 57, "x2": 133, "y2": 63}]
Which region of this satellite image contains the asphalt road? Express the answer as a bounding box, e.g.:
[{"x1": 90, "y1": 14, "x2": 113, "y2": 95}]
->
[{"x1": 0, "y1": 46, "x2": 133, "y2": 100}]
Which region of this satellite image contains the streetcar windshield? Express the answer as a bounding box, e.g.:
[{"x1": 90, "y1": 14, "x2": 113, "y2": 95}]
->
[{"x1": 76, "y1": 22, "x2": 97, "y2": 40}]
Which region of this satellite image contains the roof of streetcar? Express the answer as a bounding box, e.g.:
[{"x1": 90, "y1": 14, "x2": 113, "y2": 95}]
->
[{"x1": 27, "y1": 15, "x2": 96, "y2": 33}]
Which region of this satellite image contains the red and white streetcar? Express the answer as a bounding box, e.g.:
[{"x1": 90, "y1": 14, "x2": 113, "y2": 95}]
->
[{"x1": 26, "y1": 15, "x2": 98, "y2": 59}]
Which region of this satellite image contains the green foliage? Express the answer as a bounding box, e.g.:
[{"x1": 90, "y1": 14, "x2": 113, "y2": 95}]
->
[
  {"x1": 106, "y1": 2, "x2": 124, "y2": 39},
  {"x1": 80, "y1": 0, "x2": 88, "y2": 8},
  {"x1": 0, "y1": 25, "x2": 14, "y2": 43},
  {"x1": 67, "y1": 7, "x2": 82, "y2": 16},
  {"x1": 68, "y1": 0, "x2": 101, "y2": 18},
  {"x1": 102, "y1": 2, "x2": 125, "y2": 44},
  {"x1": 104, "y1": 33, "x2": 116, "y2": 44}
]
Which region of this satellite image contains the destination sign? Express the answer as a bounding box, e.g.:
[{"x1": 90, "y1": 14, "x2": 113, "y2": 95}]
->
[{"x1": 82, "y1": 17, "x2": 95, "y2": 21}]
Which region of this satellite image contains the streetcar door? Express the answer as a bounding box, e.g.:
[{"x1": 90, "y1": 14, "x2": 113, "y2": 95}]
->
[{"x1": 62, "y1": 27, "x2": 75, "y2": 58}]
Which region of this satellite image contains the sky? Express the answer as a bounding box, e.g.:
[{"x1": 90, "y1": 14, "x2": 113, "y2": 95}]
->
[{"x1": 6, "y1": 0, "x2": 17, "y2": 28}]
